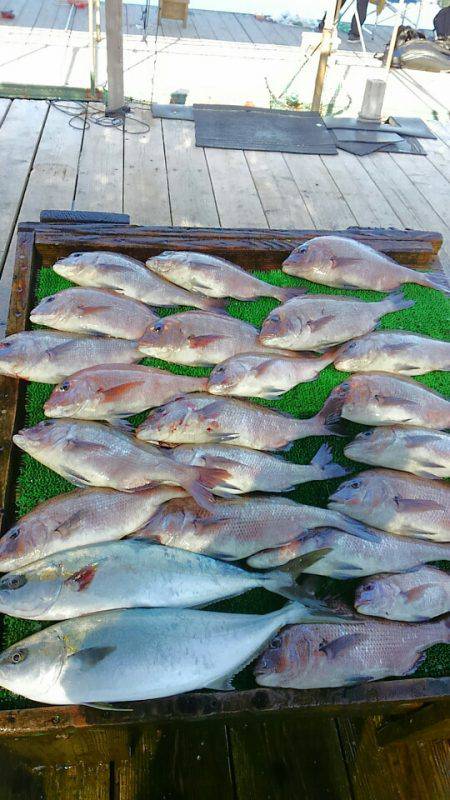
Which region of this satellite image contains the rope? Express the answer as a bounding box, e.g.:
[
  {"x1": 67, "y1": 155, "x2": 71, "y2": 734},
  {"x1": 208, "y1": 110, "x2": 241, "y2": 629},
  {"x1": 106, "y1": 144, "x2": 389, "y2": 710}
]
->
[{"x1": 49, "y1": 100, "x2": 151, "y2": 134}]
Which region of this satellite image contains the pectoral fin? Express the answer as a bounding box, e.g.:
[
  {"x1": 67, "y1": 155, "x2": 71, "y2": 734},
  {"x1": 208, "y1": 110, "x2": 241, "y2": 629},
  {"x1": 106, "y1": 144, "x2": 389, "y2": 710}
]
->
[
  {"x1": 319, "y1": 633, "x2": 365, "y2": 659},
  {"x1": 331, "y1": 257, "x2": 362, "y2": 269},
  {"x1": 68, "y1": 646, "x2": 116, "y2": 668},
  {"x1": 404, "y1": 434, "x2": 440, "y2": 447},
  {"x1": 393, "y1": 497, "x2": 444, "y2": 513},
  {"x1": 307, "y1": 315, "x2": 335, "y2": 333},
  {"x1": 188, "y1": 335, "x2": 228, "y2": 348},
  {"x1": 99, "y1": 381, "x2": 145, "y2": 401},
  {"x1": 55, "y1": 510, "x2": 85, "y2": 537},
  {"x1": 83, "y1": 702, "x2": 133, "y2": 712},
  {"x1": 374, "y1": 395, "x2": 418, "y2": 409},
  {"x1": 77, "y1": 305, "x2": 111, "y2": 316},
  {"x1": 403, "y1": 585, "x2": 432, "y2": 603},
  {"x1": 206, "y1": 674, "x2": 236, "y2": 691}
]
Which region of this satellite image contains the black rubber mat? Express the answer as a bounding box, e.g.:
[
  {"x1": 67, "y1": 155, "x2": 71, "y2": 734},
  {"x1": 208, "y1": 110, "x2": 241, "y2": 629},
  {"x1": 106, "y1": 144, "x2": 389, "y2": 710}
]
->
[
  {"x1": 193, "y1": 104, "x2": 338, "y2": 154},
  {"x1": 324, "y1": 115, "x2": 436, "y2": 139},
  {"x1": 152, "y1": 104, "x2": 194, "y2": 121},
  {"x1": 335, "y1": 136, "x2": 426, "y2": 156},
  {"x1": 333, "y1": 129, "x2": 402, "y2": 144}
]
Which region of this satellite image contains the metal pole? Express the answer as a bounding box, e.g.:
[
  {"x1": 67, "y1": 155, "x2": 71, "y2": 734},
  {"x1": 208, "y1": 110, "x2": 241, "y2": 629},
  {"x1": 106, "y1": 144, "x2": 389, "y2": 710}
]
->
[
  {"x1": 311, "y1": 0, "x2": 342, "y2": 113},
  {"x1": 88, "y1": 0, "x2": 97, "y2": 96},
  {"x1": 384, "y1": 0, "x2": 406, "y2": 73},
  {"x1": 105, "y1": 0, "x2": 125, "y2": 115}
]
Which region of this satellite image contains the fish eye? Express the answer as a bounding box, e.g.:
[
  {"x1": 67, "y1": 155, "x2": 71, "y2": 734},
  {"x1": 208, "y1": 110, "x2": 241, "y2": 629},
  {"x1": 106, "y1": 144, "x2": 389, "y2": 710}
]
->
[
  {"x1": 59, "y1": 380, "x2": 70, "y2": 392},
  {"x1": 362, "y1": 430, "x2": 373, "y2": 437},
  {"x1": 71, "y1": 253, "x2": 82, "y2": 259},
  {"x1": 346, "y1": 342, "x2": 356, "y2": 351},
  {"x1": 269, "y1": 635, "x2": 282, "y2": 649},
  {"x1": 341, "y1": 382, "x2": 350, "y2": 390},
  {"x1": 44, "y1": 296, "x2": 55, "y2": 303},
  {"x1": 298, "y1": 244, "x2": 308, "y2": 254},
  {"x1": 7, "y1": 529, "x2": 20, "y2": 540},
  {"x1": 350, "y1": 480, "x2": 361, "y2": 489},
  {"x1": 41, "y1": 420, "x2": 54, "y2": 427},
  {"x1": 3, "y1": 574, "x2": 26, "y2": 590},
  {"x1": 0, "y1": 342, "x2": 11, "y2": 349},
  {"x1": 364, "y1": 584, "x2": 374, "y2": 592},
  {"x1": 270, "y1": 314, "x2": 280, "y2": 324},
  {"x1": 9, "y1": 648, "x2": 27, "y2": 665},
  {"x1": 153, "y1": 322, "x2": 164, "y2": 333},
  {"x1": 215, "y1": 366, "x2": 224, "y2": 374}
]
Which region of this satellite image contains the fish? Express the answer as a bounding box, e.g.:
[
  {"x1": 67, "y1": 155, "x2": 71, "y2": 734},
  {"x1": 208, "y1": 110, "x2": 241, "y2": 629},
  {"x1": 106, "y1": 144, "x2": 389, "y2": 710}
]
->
[
  {"x1": 246, "y1": 526, "x2": 450, "y2": 579},
  {"x1": 145, "y1": 251, "x2": 305, "y2": 302},
  {"x1": 345, "y1": 427, "x2": 450, "y2": 480},
  {"x1": 137, "y1": 311, "x2": 295, "y2": 367},
  {"x1": 282, "y1": 235, "x2": 449, "y2": 295},
  {"x1": 53, "y1": 251, "x2": 226, "y2": 312},
  {"x1": 0, "y1": 540, "x2": 332, "y2": 621},
  {"x1": 44, "y1": 364, "x2": 208, "y2": 425},
  {"x1": 0, "y1": 486, "x2": 186, "y2": 572},
  {"x1": 135, "y1": 390, "x2": 345, "y2": 450},
  {"x1": 13, "y1": 420, "x2": 230, "y2": 510},
  {"x1": 331, "y1": 373, "x2": 450, "y2": 429},
  {"x1": 168, "y1": 442, "x2": 348, "y2": 496},
  {"x1": 207, "y1": 350, "x2": 337, "y2": 399},
  {"x1": 0, "y1": 603, "x2": 348, "y2": 704},
  {"x1": 334, "y1": 331, "x2": 450, "y2": 376},
  {"x1": 258, "y1": 291, "x2": 414, "y2": 351},
  {"x1": 254, "y1": 615, "x2": 450, "y2": 689},
  {"x1": 30, "y1": 288, "x2": 159, "y2": 340},
  {"x1": 131, "y1": 495, "x2": 373, "y2": 561},
  {"x1": 355, "y1": 567, "x2": 450, "y2": 622},
  {"x1": 0, "y1": 331, "x2": 141, "y2": 384},
  {"x1": 328, "y1": 468, "x2": 450, "y2": 540}
]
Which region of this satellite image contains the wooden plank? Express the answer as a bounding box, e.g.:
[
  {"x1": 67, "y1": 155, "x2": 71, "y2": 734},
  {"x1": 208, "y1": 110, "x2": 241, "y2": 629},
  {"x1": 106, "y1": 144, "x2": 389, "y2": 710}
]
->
[
  {"x1": 338, "y1": 716, "x2": 450, "y2": 800},
  {"x1": 321, "y1": 149, "x2": 404, "y2": 228},
  {"x1": 0, "y1": 725, "x2": 131, "y2": 765},
  {"x1": 205, "y1": 148, "x2": 267, "y2": 228},
  {"x1": 0, "y1": 749, "x2": 44, "y2": 800},
  {"x1": 105, "y1": 0, "x2": 125, "y2": 112},
  {"x1": 229, "y1": 717, "x2": 351, "y2": 800},
  {"x1": 284, "y1": 153, "x2": 357, "y2": 230},
  {"x1": 114, "y1": 723, "x2": 235, "y2": 799},
  {"x1": 0, "y1": 98, "x2": 11, "y2": 127},
  {"x1": 376, "y1": 702, "x2": 450, "y2": 747},
  {"x1": 245, "y1": 149, "x2": 314, "y2": 229},
  {"x1": 74, "y1": 103, "x2": 123, "y2": 213},
  {"x1": 0, "y1": 99, "x2": 48, "y2": 272},
  {"x1": 42, "y1": 762, "x2": 111, "y2": 799},
  {"x1": 390, "y1": 151, "x2": 450, "y2": 232},
  {"x1": 123, "y1": 109, "x2": 171, "y2": 225},
  {"x1": 162, "y1": 119, "x2": 219, "y2": 227}
]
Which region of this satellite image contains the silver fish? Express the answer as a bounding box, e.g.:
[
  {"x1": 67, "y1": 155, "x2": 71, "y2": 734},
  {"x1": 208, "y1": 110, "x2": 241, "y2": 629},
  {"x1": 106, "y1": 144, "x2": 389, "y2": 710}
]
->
[
  {"x1": 30, "y1": 287, "x2": 158, "y2": 340},
  {"x1": 146, "y1": 251, "x2": 305, "y2": 302},
  {"x1": 335, "y1": 331, "x2": 450, "y2": 376},
  {"x1": 0, "y1": 603, "x2": 347, "y2": 704},
  {"x1": 13, "y1": 420, "x2": 230, "y2": 510},
  {"x1": 135, "y1": 391, "x2": 344, "y2": 450},
  {"x1": 137, "y1": 311, "x2": 293, "y2": 367},
  {"x1": 259, "y1": 291, "x2": 414, "y2": 351},
  {"x1": 247, "y1": 526, "x2": 450, "y2": 578},
  {"x1": 168, "y1": 442, "x2": 348, "y2": 496},
  {"x1": 255, "y1": 615, "x2": 450, "y2": 689},
  {"x1": 0, "y1": 486, "x2": 186, "y2": 572},
  {"x1": 345, "y1": 427, "x2": 450, "y2": 479},
  {"x1": 0, "y1": 540, "x2": 330, "y2": 621},
  {"x1": 207, "y1": 350, "x2": 336, "y2": 399},
  {"x1": 282, "y1": 235, "x2": 449, "y2": 295},
  {"x1": 0, "y1": 331, "x2": 141, "y2": 384},
  {"x1": 44, "y1": 364, "x2": 208, "y2": 424},
  {"x1": 53, "y1": 251, "x2": 226, "y2": 311},
  {"x1": 355, "y1": 567, "x2": 450, "y2": 622},
  {"x1": 332, "y1": 373, "x2": 450, "y2": 429},
  {"x1": 132, "y1": 495, "x2": 371, "y2": 560},
  {"x1": 329, "y1": 468, "x2": 450, "y2": 540}
]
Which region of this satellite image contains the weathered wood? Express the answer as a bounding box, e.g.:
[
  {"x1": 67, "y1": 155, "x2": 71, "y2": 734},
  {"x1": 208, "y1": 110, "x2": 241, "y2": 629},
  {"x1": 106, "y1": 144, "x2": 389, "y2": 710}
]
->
[
  {"x1": 338, "y1": 715, "x2": 450, "y2": 800},
  {"x1": 0, "y1": 749, "x2": 44, "y2": 800},
  {"x1": 42, "y1": 762, "x2": 111, "y2": 800},
  {"x1": 0, "y1": 725, "x2": 131, "y2": 766},
  {"x1": 229, "y1": 717, "x2": 351, "y2": 799},
  {"x1": 205, "y1": 148, "x2": 267, "y2": 228},
  {"x1": 73, "y1": 103, "x2": 123, "y2": 213},
  {"x1": 27, "y1": 222, "x2": 442, "y2": 269},
  {"x1": 114, "y1": 722, "x2": 234, "y2": 799},
  {"x1": 0, "y1": 679, "x2": 447, "y2": 735},
  {"x1": 105, "y1": 0, "x2": 125, "y2": 113},
  {"x1": 376, "y1": 702, "x2": 450, "y2": 748},
  {"x1": 123, "y1": 111, "x2": 172, "y2": 226}
]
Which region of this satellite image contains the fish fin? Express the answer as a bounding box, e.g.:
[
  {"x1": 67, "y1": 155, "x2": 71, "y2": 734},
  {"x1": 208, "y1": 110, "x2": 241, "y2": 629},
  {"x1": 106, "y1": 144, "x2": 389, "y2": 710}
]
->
[
  {"x1": 193, "y1": 516, "x2": 228, "y2": 532},
  {"x1": 76, "y1": 305, "x2": 112, "y2": 315},
  {"x1": 404, "y1": 652, "x2": 428, "y2": 676},
  {"x1": 404, "y1": 434, "x2": 441, "y2": 448},
  {"x1": 183, "y1": 466, "x2": 231, "y2": 511},
  {"x1": 64, "y1": 471, "x2": 94, "y2": 488},
  {"x1": 83, "y1": 702, "x2": 133, "y2": 712},
  {"x1": 310, "y1": 443, "x2": 349, "y2": 479},
  {"x1": 402, "y1": 585, "x2": 430, "y2": 603},
  {"x1": 108, "y1": 417, "x2": 134, "y2": 433},
  {"x1": 307, "y1": 315, "x2": 336, "y2": 333},
  {"x1": 66, "y1": 438, "x2": 105, "y2": 453},
  {"x1": 336, "y1": 516, "x2": 382, "y2": 544},
  {"x1": 206, "y1": 675, "x2": 236, "y2": 691},
  {"x1": 311, "y1": 389, "x2": 347, "y2": 437},
  {"x1": 276, "y1": 548, "x2": 333, "y2": 580},
  {"x1": 54, "y1": 510, "x2": 85, "y2": 537},
  {"x1": 331, "y1": 257, "x2": 361, "y2": 269},
  {"x1": 188, "y1": 334, "x2": 229, "y2": 348},
  {"x1": 274, "y1": 286, "x2": 307, "y2": 302},
  {"x1": 65, "y1": 563, "x2": 98, "y2": 591},
  {"x1": 396, "y1": 365, "x2": 424, "y2": 373},
  {"x1": 345, "y1": 675, "x2": 375, "y2": 685},
  {"x1": 319, "y1": 633, "x2": 366, "y2": 659},
  {"x1": 382, "y1": 289, "x2": 415, "y2": 314},
  {"x1": 393, "y1": 497, "x2": 444, "y2": 513},
  {"x1": 68, "y1": 646, "x2": 116, "y2": 668},
  {"x1": 98, "y1": 381, "x2": 146, "y2": 402},
  {"x1": 422, "y1": 267, "x2": 450, "y2": 297},
  {"x1": 419, "y1": 460, "x2": 444, "y2": 469}
]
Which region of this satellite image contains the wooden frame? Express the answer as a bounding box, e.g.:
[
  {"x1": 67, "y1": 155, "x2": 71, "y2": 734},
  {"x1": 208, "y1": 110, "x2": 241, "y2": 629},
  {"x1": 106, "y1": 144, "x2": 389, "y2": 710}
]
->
[
  {"x1": 158, "y1": 0, "x2": 190, "y2": 28},
  {"x1": 0, "y1": 220, "x2": 448, "y2": 743}
]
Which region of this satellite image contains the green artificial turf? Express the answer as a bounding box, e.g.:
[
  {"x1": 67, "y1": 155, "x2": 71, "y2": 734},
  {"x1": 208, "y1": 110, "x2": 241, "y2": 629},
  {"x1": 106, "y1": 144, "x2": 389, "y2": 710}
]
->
[{"x1": 0, "y1": 266, "x2": 449, "y2": 706}]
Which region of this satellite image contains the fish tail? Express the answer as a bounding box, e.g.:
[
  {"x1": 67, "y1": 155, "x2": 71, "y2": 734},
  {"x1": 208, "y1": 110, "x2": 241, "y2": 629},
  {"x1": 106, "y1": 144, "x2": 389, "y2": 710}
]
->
[
  {"x1": 199, "y1": 296, "x2": 229, "y2": 313},
  {"x1": 420, "y1": 267, "x2": 450, "y2": 297},
  {"x1": 279, "y1": 600, "x2": 354, "y2": 625},
  {"x1": 318, "y1": 345, "x2": 341, "y2": 367},
  {"x1": 307, "y1": 388, "x2": 347, "y2": 437},
  {"x1": 273, "y1": 285, "x2": 307, "y2": 303},
  {"x1": 381, "y1": 289, "x2": 415, "y2": 314},
  {"x1": 310, "y1": 443, "x2": 349, "y2": 480},
  {"x1": 183, "y1": 466, "x2": 231, "y2": 509}
]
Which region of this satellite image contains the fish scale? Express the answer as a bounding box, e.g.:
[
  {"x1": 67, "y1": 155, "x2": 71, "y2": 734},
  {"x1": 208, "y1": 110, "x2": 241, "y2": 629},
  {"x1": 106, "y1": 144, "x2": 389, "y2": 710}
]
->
[{"x1": 355, "y1": 567, "x2": 450, "y2": 622}]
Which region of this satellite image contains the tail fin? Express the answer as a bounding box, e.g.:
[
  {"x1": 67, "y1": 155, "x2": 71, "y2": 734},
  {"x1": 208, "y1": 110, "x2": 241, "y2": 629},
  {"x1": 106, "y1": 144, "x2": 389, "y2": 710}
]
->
[
  {"x1": 318, "y1": 345, "x2": 341, "y2": 368},
  {"x1": 310, "y1": 443, "x2": 350, "y2": 480},
  {"x1": 198, "y1": 295, "x2": 229, "y2": 313},
  {"x1": 307, "y1": 388, "x2": 347, "y2": 437},
  {"x1": 183, "y1": 465, "x2": 231, "y2": 510},
  {"x1": 421, "y1": 268, "x2": 450, "y2": 297},
  {"x1": 273, "y1": 286, "x2": 307, "y2": 303},
  {"x1": 263, "y1": 549, "x2": 333, "y2": 603},
  {"x1": 281, "y1": 600, "x2": 357, "y2": 625},
  {"x1": 381, "y1": 289, "x2": 415, "y2": 314}
]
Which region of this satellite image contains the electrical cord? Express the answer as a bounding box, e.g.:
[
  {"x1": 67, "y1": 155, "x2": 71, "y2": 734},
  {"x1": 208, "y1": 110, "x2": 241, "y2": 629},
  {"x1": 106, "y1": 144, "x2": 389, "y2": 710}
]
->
[{"x1": 49, "y1": 100, "x2": 151, "y2": 134}]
